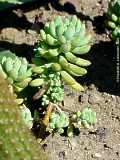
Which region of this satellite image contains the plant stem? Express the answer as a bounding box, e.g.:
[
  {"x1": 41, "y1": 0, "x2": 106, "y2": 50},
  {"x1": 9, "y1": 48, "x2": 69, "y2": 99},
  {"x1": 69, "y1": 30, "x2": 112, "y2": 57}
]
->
[{"x1": 43, "y1": 102, "x2": 53, "y2": 126}]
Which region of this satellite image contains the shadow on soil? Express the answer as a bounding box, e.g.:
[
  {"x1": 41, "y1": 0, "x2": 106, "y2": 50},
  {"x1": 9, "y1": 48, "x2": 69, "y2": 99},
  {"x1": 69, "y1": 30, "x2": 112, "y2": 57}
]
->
[
  {"x1": 79, "y1": 40, "x2": 120, "y2": 96},
  {"x1": 0, "y1": 0, "x2": 49, "y2": 30},
  {"x1": 0, "y1": 0, "x2": 92, "y2": 31},
  {"x1": 92, "y1": 14, "x2": 107, "y2": 34},
  {"x1": 0, "y1": 41, "x2": 33, "y2": 62},
  {"x1": 0, "y1": 0, "x2": 106, "y2": 33}
]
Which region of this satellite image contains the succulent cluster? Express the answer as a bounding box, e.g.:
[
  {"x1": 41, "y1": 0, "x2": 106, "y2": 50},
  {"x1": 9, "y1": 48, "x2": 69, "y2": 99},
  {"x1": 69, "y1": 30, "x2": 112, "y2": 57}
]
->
[
  {"x1": 73, "y1": 107, "x2": 97, "y2": 128},
  {"x1": 34, "y1": 15, "x2": 92, "y2": 91},
  {"x1": 49, "y1": 112, "x2": 69, "y2": 134},
  {"x1": 67, "y1": 107, "x2": 97, "y2": 137},
  {"x1": 30, "y1": 64, "x2": 64, "y2": 106},
  {"x1": 49, "y1": 107, "x2": 96, "y2": 136},
  {"x1": 41, "y1": 71, "x2": 64, "y2": 106},
  {"x1": 0, "y1": 50, "x2": 32, "y2": 92},
  {"x1": 0, "y1": 76, "x2": 49, "y2": 160},
  {"x1": 107, "y1": 0, "x2": 120, "y2": 39}
]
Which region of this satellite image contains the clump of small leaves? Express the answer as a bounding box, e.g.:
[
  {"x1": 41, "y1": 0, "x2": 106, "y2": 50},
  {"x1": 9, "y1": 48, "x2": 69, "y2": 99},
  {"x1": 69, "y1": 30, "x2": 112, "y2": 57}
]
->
[
  {"x1": 30, "y1": 64, "x2": 64, "y2": 106},
  {"x1": 49, "y1": 111, "x2": 69, "y2": 134},
  {"x1": 34, "y1": 15, "x2": 92, "y2": 91},
  {"x1": 48, "y1": 107, "x2": 96, "y2": 136},
  {"x1": 41, "y1": 72, "x2": 64, "y2": 106},
  {"x1": 67, "y1": 107, "x2": 97, "y2": 137},
  {"x1": 0, "y1": 50, "x2": 32, "y2": 92},
  {"x1": 107, "y1": 0, "x2": 120, "y2": 39},
  {"x1": 75, "y1": 107, "x2": 97, "y2": 127}
]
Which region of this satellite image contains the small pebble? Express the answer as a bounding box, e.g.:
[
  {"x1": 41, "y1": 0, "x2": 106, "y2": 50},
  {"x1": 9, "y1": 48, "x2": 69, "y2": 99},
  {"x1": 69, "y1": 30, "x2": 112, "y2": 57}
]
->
[
  {"x1": 92, "y1": 153, "x2": 102, "y2": 158},
  {"x1": 96, "y1": 127, "x2": 107, "y2": 138},
  {"x1": 27, "y1": 29, "x2": 36, "y2": 35},
  {"x1": 88, "y1": 92, "x2": 102, "y2": 104}
]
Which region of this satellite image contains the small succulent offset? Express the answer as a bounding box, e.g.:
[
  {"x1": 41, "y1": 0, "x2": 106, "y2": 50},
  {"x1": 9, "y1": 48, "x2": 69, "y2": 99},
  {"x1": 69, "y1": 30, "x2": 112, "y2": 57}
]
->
[
  {"x1": 77, "y1": 107, "x2": 97, "y2": 128},
  {"x1": 67, "y1": 107, "x2": 97, "y2": 137},
  {"x1": 34, "y1": 15, "x2": 92, "y2": 91},
  {"x1": 49, "y1": 112, "x2": 69, "y2": 134},
  {"x1": 0, "y1": 50, "x2": 32, "y2": 92},
  {"x1": 107, "y1": 0, "x2": 120, "y2": 39},
  {"x1": 41, "y1": 72, "x2": 64, "y2": 106},
  {"x1": 48, "y1": 107, "x2": 96, "y2": 136},
  {"x1": 30, "y1": 64, "x2": 64, "y2": 106}
]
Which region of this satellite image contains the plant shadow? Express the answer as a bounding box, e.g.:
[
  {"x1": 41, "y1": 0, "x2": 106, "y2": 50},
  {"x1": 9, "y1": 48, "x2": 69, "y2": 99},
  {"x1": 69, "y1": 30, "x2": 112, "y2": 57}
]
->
[
  {"x1": 0, "y1": 41, "x2": 33, "y2": 62},
  {"x1": 0, "y1": 0, "x2": 49, "y2": 31},
  {"x1": 79, "y1": 40, "x2": 120, "y2": 96}
]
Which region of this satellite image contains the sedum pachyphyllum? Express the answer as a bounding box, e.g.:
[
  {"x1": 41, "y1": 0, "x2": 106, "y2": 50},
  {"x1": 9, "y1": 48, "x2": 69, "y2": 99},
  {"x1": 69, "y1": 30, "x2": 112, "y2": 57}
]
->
[
  {"x1": 41, "y1": 72, "x2": 64, "y2": 106},
  {"x1": 75, "y1": 107, "x2": 97, "y2": 128},
  {"x1": 30, "y1": 64, "x2": 64, "y2": 106},
  {"x1": 34, "y1": 15, "x2": 92, "y2": 92},
  {"x1": 67, "y1": 107, "x2": 97, "y2": 137},
  {"x1": 48, "y1": 107, "x2": 96, "y2": 136},
  {"x1": 0, "y1": 50, "x2": 32, "y2": 92},
  {"x1": 107, "y1": 0, "x2": 120, "y2": 39},
  {"x1": 49, "y1": 112, "x2": 69, "y2": 134}
]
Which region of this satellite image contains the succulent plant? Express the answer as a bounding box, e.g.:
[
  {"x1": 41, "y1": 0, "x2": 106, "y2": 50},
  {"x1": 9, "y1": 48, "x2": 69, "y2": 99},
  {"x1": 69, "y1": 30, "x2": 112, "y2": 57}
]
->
[
  {"x1": 73, "y1": 107, "x2": 96, "y2": 128},
  {"x1": 0, "y1": 76, "x2": 49, "y2": 160},
  {"x1": 30, "y1": 64, "x2": 64, "y2": 106},
  {"x1": 20, "y1": 104, "x2": 33, "y2": 129},
  {"x1": 34, "y1": 15, "x2": 92, "y2": 91},
  {"x1": 78, "y1": 107, "x2": 97, "y2": 127},
  {"x1": 0, "y1": 50, "x2": 32, "y2": 92},
  {"x1": 49, "y1": 112, "x2": 69, "y2": 134},
  {"x1": 107, "y1": 0, "x2": 120, "y2": 39},
  {"x1": 67, "y1": 107, "x2": 97, "y2": 137},
  {"x1": 49, "y1": 107, "x2": 96, "y2": 136},
  {"x1": 41, "y1": 72, "x2": 64, "y2": 106}
]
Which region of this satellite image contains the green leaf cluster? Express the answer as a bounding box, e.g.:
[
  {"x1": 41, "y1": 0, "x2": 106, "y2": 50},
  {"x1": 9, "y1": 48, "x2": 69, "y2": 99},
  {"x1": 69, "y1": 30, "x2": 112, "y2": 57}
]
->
[
  {"x1": 0, "y1": 50, "x2": 64, "y2": 106},
  {"x1": 49, "y1": 112, "x2": 69, "y2": 134},
  {"x1": 29, "y1": 63, "x2": 64, "y2": 105},
  {"x1": 67, "y1": 107, "x2": 97, "y2": 137},
  {"x1": 0, "y1": 50, "x2": 32, "y2": 92},
  {"x1": 49, "y1": 107, "x2": 97, "y2": 136},
  {"x1": 73, "y1": 107, "x2": 97, "y2": 128},
  {"x1": 34, "y1": 15, "x2": 92, "y2": 91},
  {"x1": 107, "y1": 0, "x2": 120, "y2": 39},
  {"x1": 41, "y1": 71, "x2": 64, "y2": 106}
]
